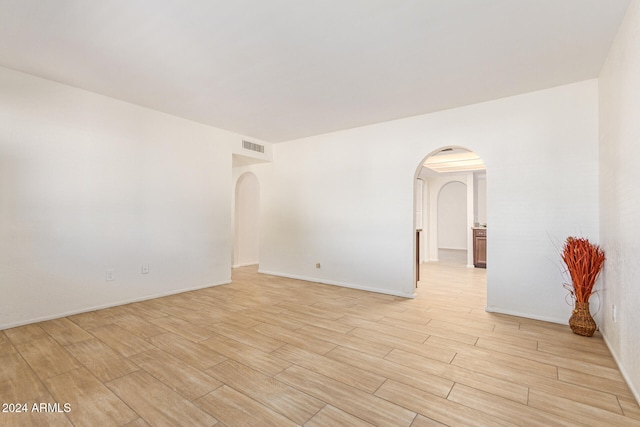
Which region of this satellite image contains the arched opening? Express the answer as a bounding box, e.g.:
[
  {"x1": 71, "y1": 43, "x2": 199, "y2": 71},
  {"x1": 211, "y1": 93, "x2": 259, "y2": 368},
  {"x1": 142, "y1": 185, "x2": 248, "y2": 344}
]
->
[
  {"x1": 233, "y1": 172, "x2": 260, "y2": 268},
  {"x1": 414, "y1": 146, "x2": 487, "y2": 286}
]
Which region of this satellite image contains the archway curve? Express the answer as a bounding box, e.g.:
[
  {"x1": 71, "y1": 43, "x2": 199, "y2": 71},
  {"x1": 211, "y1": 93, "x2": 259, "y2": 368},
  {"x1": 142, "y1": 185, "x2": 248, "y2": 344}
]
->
[
  {"x1": 413, "y1": 145, "x2": 487, "y2": 288},
  {"x1": 233, "y1": 172, "x2": 260, "y2": 268}
]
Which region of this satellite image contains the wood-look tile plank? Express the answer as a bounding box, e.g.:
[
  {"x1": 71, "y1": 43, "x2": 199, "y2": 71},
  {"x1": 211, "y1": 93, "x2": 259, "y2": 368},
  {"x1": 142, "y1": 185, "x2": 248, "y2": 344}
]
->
[
  {"x1": 420, "y1": 323, "x2": 481, "y2": 345},
  {"x1": 106, "y1": 371, "x2": 217, "y2": 427},
  {"x1": 94, "y1": 305, "x2": 132, "y2": 319},
  {"x1": 298, "y1": 324, "x2": 393, "y2": 358},
  {"x1": 447, "y1": 383, "x2": 580, "y2": 427},
  {"x1": 0, "y1": 405, "x2": 74, "y2": 427},
  {"x1": 3, "y1": 324, "x2": 48, "y2": 345},
  {"x1": 15, "y1": 336, "x2": 81, "y2": 380},
  {"x1": 375, "y1": 379, "x2": 516, "y2": 427},
  {"x1": 252, "y1": 323, "x2": 337, "y2": 355},
  {"x1": 445, "y1": 332, "x2": 624, "y2": 414},
  {"x1": 129, "y1": 349, "x2": 222, "y2": 401},
  {"x1": 64, "y1": 338, "x2": 139, "y2": 383},
  {"x1": 304, "y1": 404, "x2": 376, "y2": 427},
  {"x1": 475, "y1": 335, "x2": 586, "y2": 369},
  {"x1": 383, "y1": 305, "x2": 430, "y2": 318},
  {"x1": 378, "y1": 315, "x2": 433, "y2": 332},
  {"x1": 195, "y1": 385, "x2": 296, "y2": 427},
  {"x1": 205, "y1": 359, "x2": 324, "y2": 424},
  {"x1": 239, "y1": 310, "x2": 305, "y2": 331},
  {"x1": 121, "y1": 301, "x2": 170, "y2": 320},
  {"x1": 0, "y1": 331, "x2": 17, "y2": 356},
  {"x1": 279, "y1": 298, "x2": 347, "y2": 315},
  {"x1": 340, "y1": 315, "x2": 429, "y2": 343},
  {"x1": 0, "y1": 352, "x2": 50, "y2": 402},
  {"x1": 451, "y1": 350, "x2": 558, "y2": 382},
  {"x1": 473, "y1": 331, "x2": 540, "y2": 352},
  {"x1": 558, "y1": 367, "x2": 636, "y2": 400},
  {"x1": 212, "y1": 322, "x2": 286, "y2": 352},
  {"x1": 200, "y1": 335, "x2": 291, "y2": 376},
  {"x1": 274, "y1": 310, "x2": 355, "y2": 334},
  {"x1": 38, "y1": 318, "x2": 93, "y2": 346},
  {"x1": 325, "y1": 345, "x2": 454, "y2": 398},
  {"x1": 349, "y1": 327, "x2": 454, "y2": 363},
  {"x1": 164, "y1": 304, "x2": 225, "y2": 325},
  {"x1": 410, "y1": 414, "x2": 448, "y2": 427},
  {"x1": 89, "y1": 324, "x2": 155, "y2": 357},
  {"x1": 537, "y1": 339, "x2": 620, "y2": 370},
  {"x1": 147, "y1": 316, "x2": 215, "y2": 342},
  {"x1": 528, "y1": 388, "x2": 640, "y2": 427},
  {"x1": 121, "y1": 418, "x2": 152, "y2": 427},
  {"x1": 384, "y1": 348, "x2": 529, "y2": 405},
  {"x1": 108, "y1": 313, "x2": 169, "y2": 339},
  {"x1": 155, "y1": 299, "x2": 216, "y2": 315},
  {"x1": 443, "y1": 337, "x2": 561, "y2": 380},
  {"x1": 311, "y1": 301, "x2": 387, "y2": 322},
  {"x1": 204, "y1": 312, "x2": 262, "y2": 329},
  {"x1": 272, "y1": 344, "x2": 387, "y2": 394},
  {"x1": 619, "y1": 397, "x2": 640, "y2": 420},
  {"x1": 67, "y1": 311, "x2": 112, "y2": 330},
  {"x1": 44, "y1": 367, "x2": 138, "y2": 426},
  {"x1": 276, "y1": 365, "x2": 416, "y2": 427},
  {"x1": 148, "y1": 333, "x2": 227, "y2": 371},
  {"x1": 348, "y1": 327, "x2": 430, "y2": 352}
]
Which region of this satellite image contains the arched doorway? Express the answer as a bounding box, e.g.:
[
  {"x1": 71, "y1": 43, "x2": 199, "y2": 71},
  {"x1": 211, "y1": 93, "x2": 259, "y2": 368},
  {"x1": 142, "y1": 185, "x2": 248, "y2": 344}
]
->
[
  {"x1": 414, "y1": 147, "x2": 487, "y2": 285},
  {"x1": 233, "y1": 172, "x2": 260, "y2": 268}
]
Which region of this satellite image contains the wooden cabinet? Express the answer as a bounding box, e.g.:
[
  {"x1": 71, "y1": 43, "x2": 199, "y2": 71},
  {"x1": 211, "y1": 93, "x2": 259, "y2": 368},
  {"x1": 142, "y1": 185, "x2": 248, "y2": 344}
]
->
[{"x1": 473, "y1": 228, "x2": 487, "y2": 268}]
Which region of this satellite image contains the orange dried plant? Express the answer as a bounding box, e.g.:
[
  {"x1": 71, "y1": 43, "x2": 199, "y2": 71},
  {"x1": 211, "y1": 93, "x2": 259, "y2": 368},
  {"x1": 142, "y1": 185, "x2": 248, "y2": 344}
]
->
[{"x1": 561, "y1": 237, "x2": 605, "y2": 303}]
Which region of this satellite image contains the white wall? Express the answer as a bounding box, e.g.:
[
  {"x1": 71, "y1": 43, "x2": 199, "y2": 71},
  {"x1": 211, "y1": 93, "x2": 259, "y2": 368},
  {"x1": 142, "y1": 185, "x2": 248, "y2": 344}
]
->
[
  {"x1": 258, "y1": 80, "x2": 599, "y2": 318},
  {"x1": 233, "y1": 172, "x2": 260, "y2": 267},
  {"x1": 475, "y1": 173, "x2": 487, "y2": 225},
  {"x1": 0, "y1": 66, "x2": 265, "y2": 329},
  {"x1": 423, "y1": 173, "x2": 470, "y2": 262},
  {"x1": 437, "y1": 181, "x2": 467, "y2": 250},
  {"x1": 598, "y1": 0, "x2": 640, "y2": 403}
]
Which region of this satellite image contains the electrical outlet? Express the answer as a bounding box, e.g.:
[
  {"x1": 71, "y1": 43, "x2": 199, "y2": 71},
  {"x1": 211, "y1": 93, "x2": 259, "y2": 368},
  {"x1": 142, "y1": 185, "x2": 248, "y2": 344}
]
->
[
  {"x1": 612, "y1": 305, "x2": 617, "y2": 322},
  {"x1": 142, "y1": 264, "x2": 149, "y2": 274},
  {"x1": 105, "y1": 269, "x2": 115, "y2": 281}
]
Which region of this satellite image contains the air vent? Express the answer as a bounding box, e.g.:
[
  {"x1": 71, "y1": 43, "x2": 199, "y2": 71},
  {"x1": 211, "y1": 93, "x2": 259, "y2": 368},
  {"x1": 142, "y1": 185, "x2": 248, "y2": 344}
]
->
[{"x1": 242, "y1": 140, "x2": 264, "y2": 153}]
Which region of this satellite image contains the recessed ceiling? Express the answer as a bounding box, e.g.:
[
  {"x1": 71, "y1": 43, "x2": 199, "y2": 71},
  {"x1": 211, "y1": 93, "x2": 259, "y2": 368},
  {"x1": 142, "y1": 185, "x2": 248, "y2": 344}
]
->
[
  {"x1": 423, "y1": 150, "x2": 485, "y2": 174},
  {"x1": 0, "y1": 0, "x2": 630, "y2": 142}
]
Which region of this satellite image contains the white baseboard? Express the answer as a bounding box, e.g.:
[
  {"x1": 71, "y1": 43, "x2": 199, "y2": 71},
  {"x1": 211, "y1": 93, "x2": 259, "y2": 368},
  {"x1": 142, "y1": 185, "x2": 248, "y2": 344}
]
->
[
  {"x1": 232, "y1": 262, "x2": 259, "y2": 268},
  {"x1": 0, "y1": 279, "x2": 231, "y2": 330},
  {"x1": 602, "y1": 333, "x2": 640, "y2": 406},
  {"x1": 484, "y1": 306, "x2": 567, "y2": 325},
  {"x1": 257, "y1": 269, "x2": 415, "y2": 299}
]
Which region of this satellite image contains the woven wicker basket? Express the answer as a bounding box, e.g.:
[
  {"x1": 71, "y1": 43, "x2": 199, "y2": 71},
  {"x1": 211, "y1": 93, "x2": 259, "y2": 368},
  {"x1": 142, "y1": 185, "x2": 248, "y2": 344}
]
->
[{"x1": 569, "y1": 301, "x2": 596, "y2": 337}]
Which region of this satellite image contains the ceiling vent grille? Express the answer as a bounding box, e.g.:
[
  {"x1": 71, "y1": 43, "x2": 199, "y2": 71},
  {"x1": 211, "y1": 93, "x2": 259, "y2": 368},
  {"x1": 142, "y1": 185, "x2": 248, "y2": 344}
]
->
[{"x1": 242, "y1": 140, "x2": 264, "y2": 153}]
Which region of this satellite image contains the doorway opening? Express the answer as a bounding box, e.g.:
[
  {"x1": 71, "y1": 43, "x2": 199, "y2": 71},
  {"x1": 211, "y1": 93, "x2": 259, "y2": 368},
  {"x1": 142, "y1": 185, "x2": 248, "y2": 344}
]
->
[
  {"x1": 414, "y1": 147, "x2": 487, "y2": 286},
  {"x1": 233, "y1": 172, "x2": 260, "y2": 268}
]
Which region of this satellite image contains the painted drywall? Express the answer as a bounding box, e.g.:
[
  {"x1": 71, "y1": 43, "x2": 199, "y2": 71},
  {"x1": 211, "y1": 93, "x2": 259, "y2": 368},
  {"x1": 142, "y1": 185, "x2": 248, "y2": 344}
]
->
[
  {"x1": 0, "y1": 66, "x2": 266, "y2": 329},
  {"x1": 475, "y1": 174, "x2": 487, "y2": 225},
  {"x1": 437, "y1": 181, "x2": 467, "y2": 250},
  {"x1": 598, "y1": 0, "x2": 640, "y2": 403},
  {"x1": 422, "y1": 173, "x2": 472, "y2": 263},
  {"x1": 258, "y1": 79, "x2": 599, "y2": 319},
  {"x1": 233, "y1": 172, "x2": 260, "y2": 267}
]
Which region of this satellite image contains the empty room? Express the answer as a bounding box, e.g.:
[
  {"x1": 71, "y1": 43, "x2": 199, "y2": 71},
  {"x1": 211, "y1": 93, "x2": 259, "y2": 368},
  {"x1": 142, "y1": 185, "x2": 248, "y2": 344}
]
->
[{"x1": 1, "y1": 1, "x2": 639, "y2": 426}]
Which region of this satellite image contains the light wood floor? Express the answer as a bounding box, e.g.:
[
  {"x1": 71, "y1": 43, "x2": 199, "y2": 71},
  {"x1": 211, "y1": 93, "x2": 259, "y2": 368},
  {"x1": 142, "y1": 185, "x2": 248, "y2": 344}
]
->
[{"x1": 1, "y1": 263, "x2": 639, "y2": 426}]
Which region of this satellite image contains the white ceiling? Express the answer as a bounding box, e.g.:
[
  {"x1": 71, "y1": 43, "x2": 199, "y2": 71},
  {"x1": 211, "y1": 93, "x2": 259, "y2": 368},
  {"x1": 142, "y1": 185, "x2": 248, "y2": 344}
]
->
[{"x1": 0, "y1": 0, "x2": 630, "y2": 142}]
